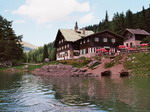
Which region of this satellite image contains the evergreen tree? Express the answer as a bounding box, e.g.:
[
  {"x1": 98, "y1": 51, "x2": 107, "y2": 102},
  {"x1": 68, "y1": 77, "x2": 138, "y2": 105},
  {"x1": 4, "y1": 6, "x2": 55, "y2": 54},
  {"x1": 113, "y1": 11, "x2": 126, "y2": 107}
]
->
[
  {"x1": 102, "y1": 11, "x2": 110, "y2": 30},
  {"x1": 0, "y1": 15, "x2": 23, "y2": 63},
  {"x1": 145, "y1": 8, "x2": 150, "y2": 32},
  {"x1": 113, "y1": 12, "x2": 126, "y2": 34},
  {"x1": 125, "y1": 10, "x2": 134, "y2": 28},
  {"x1": 42, "y1": 44, "x2": 49, "y2": 62}
]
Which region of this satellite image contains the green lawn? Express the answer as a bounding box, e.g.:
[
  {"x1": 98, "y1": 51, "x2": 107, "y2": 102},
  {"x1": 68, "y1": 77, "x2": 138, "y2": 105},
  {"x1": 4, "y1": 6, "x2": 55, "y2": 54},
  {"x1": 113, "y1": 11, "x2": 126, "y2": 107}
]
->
[{"x1": 124, "y1": 53, "x2": 150, "y2": 75}]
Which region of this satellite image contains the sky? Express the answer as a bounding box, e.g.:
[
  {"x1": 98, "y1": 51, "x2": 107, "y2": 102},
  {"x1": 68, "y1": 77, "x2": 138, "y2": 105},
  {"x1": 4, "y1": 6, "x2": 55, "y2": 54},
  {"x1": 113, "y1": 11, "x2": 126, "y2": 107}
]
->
[{"x1": 0, "y1": 0, "x2": 149, "y2": 46}]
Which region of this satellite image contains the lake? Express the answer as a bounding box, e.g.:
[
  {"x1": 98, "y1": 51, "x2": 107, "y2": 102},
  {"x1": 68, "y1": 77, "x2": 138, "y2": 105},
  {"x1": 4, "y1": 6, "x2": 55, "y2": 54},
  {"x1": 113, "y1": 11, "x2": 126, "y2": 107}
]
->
[{"x1": 0, "y1": 72, "x2": 150, "y2": 112}]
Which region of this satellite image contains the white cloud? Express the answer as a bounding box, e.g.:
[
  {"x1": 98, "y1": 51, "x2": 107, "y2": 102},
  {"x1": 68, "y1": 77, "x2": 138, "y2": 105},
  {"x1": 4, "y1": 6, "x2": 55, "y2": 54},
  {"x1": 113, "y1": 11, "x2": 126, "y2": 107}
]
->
[
  {"x1": 12, "y1": 0, "x2": 90, "y2": 24},
  {"x1": 14, "y1": 20, "x2": 26, "y2": 24},
  {"x1": 79, "y1": 13, "x2": 94, "y2": 24}
]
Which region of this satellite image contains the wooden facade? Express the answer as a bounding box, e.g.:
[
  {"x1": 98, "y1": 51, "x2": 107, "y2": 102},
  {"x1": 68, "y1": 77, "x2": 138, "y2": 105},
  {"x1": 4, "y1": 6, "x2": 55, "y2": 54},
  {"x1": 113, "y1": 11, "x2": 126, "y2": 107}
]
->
[
  {"x1": 54, "y1": 29, "x2": 124, "y2": 60},
  {"x1": 54, "y1": 30, "x2": 80, "y2": 60},
  {"x1": 78, "y1": 30, "x2": 124, "y2": 57}
]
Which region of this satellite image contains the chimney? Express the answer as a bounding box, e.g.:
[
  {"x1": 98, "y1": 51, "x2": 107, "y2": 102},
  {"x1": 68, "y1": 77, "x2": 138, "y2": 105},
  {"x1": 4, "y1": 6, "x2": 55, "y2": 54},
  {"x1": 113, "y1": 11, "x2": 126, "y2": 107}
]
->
[
  {"x1": 74, "y1": 21, "x2": 78, "y2": 32},
  {"x1": 83, "y1": 27, "x2": 85, "y2": 35}
]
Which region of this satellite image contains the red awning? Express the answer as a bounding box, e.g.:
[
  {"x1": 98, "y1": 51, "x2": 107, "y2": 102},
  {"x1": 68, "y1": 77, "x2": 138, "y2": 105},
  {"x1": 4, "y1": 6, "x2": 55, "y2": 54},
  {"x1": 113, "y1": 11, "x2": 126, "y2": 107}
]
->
[
  {"x1": 96, "y1": 48, "x2": 108, "y2": 52},
  {"x1": 127, "y1": 48, "x2": 135, "y2": 50},
  {"x1": 140, "y1": 43, "x2": 148, "y2": 47},
  {"x1": 118, "y1": 45, "x2": 126, "y2": 49}
]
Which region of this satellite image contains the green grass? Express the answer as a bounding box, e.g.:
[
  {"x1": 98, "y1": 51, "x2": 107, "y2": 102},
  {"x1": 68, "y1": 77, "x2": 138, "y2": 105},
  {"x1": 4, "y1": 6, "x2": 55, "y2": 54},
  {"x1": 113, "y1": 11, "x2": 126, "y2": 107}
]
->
[
  {"x1": 58, "y1": 58, "x2": 91, "y2": 68},
  {"x1": 105, "y1": 62, "x2": 115, "y2": 68},
  {"x1": 0, "y1": 64, "x2": 44, "y2": 72},
  {"x1": 104, "y1": 55, "x2": 123, "y2": 68},
  {"x1": 124, "y1": 53, "x2": 150, "y2": 75}
]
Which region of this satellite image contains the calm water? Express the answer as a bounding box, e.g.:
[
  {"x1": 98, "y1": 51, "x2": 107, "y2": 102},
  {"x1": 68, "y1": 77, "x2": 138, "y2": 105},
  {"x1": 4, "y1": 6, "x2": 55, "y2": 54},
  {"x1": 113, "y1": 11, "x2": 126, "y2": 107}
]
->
[{"x1": 0, "y1": 73, "x2": 150, "y2": 112}]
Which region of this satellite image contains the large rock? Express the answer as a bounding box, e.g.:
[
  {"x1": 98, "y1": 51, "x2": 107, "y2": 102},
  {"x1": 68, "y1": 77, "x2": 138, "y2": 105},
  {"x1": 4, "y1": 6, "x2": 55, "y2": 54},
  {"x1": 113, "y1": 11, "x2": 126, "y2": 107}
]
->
[
  {"x1": 87, "y1": 60, "x2": 100, "y2": 67},
  {"x1": 32, "y1": 64, "x2": 95, "y2": 77}
]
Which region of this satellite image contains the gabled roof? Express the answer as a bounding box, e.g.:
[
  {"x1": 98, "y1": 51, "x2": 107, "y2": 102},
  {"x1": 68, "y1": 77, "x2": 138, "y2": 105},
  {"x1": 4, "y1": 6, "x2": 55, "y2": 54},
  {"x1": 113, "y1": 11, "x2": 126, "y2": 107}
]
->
[
  {"x1": 54, "y1": 29, "x2": 94, "y2": 47},
  {"x1": 123, "y1": 28, "x2": 150, "y2": 36},
  {"x1": 59, "y1": 29, "x2": 94, "y2": 42},
  {"x1": 85, "y1": 30, "x2": 124, "y2": 39}
]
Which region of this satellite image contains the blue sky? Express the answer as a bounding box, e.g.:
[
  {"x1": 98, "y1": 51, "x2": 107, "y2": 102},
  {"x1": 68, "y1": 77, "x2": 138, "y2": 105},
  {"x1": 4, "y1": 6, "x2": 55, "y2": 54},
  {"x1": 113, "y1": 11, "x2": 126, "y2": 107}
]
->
[{"x1": 0, "y1": 0, "x2": 149, "y2": 46}]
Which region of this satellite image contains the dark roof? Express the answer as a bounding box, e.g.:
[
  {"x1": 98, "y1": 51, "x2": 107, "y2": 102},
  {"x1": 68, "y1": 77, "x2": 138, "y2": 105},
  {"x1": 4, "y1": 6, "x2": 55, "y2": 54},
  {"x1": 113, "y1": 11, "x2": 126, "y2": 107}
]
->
[
  {"x1": 124, "y1": 28, "x2": 150, "y2": 36},
  {"x1": 85, "y1": 30, "x2": 124, "y2": 39}
]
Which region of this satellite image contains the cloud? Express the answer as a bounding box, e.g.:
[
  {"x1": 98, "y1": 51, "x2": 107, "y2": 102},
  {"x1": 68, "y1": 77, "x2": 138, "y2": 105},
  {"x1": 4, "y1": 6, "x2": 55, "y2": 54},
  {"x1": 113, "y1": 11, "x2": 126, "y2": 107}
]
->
[
  {"x1": 12, "y1": 0, "x2": 90, "y2": 24},
  {"x1": 14, "y1": 20, "x2": 26, "y2": 24},
  {"x1": 79, "y1": 13, "x2": 94, "y2": 24}
]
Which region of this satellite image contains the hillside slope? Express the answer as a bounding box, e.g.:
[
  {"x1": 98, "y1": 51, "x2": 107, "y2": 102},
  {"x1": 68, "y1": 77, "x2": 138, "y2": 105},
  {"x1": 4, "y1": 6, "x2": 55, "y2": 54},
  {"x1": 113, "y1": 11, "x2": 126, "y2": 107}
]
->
[{"x1": 21, "y1": 41, "x2": 38, "y2": 52}]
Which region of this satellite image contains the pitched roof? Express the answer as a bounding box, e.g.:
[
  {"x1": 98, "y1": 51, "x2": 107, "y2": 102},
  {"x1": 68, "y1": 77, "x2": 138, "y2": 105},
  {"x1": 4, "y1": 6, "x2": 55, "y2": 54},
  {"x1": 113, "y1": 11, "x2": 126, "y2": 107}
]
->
[
  {"x1": 124, "y1": 28, "x2": 150, "y2": 35},
  {"x1": 60, "y1": 29, "x2": 94, "y2": 42},
  {"x1": 86, "y1": 30, "x2": 124, "y2": 39}
]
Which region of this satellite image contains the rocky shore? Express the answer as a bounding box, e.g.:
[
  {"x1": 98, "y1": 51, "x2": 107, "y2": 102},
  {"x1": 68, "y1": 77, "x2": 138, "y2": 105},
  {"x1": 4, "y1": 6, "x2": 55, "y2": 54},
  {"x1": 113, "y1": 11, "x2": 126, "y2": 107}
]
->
[{"x1": 32, "y1": 64, "x2": 97, "y2": 77}]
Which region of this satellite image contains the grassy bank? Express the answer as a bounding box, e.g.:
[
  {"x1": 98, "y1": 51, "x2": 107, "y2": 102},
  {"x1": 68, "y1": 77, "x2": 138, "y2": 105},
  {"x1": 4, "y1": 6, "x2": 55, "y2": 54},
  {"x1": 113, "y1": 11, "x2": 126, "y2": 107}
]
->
[
  {"x1": 1, "y1": 53, "x2": 150, "y2": 75},
  {"x1": 0, "y1": 58, "x2": 91, "y2": 73},
  {"x1": 0, "y1": 64, "x2": 44, "y2": 72},
  {"x1": 124, "y1": 53, "x2": 150, "y2": 75}
]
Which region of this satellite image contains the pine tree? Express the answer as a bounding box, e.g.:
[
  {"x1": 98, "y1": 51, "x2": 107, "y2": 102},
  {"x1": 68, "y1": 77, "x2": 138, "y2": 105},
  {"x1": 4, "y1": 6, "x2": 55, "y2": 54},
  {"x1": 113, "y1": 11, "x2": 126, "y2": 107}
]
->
[
  {"x1": 0, "y1": 15, "x2": 23, "y2": 63},
  {"x1": 125, "y1": 10, "x2": 134, "y2": 28},
  {"x1": 42, "y1": 44, "x2": 49, "y2": 62},
  {"x1": 145, "y1": 8, "x2": 150, "y2": 32},
  {"x1": 113, "y1": 12, "x2": 126, "y2": 34}
]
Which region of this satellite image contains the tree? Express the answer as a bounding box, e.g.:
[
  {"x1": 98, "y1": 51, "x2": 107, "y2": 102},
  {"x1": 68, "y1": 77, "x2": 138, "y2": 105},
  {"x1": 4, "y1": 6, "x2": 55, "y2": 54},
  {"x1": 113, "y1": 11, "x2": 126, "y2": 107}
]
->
[
  {"x1": 141, "y1": 36, "x2": 150, "y2": 47},
  {"x1": 126, "y1": 10, "x2": 134, "y2": 28},
  {"x1": 42, "y1": 44, "x2": 49, "y2": 62},
  {"x1": 145, "y1": 8, "x2": 150, "y2": 32},
  {"x1": 0, "y1": 15, "x2": 23, "y2": 64},
  {"x1": 102, "y1": 11, "x2": 110, "y2": 30},
  {"x1": 113, "y1": 12, "x2": 126, "y2": 34}
]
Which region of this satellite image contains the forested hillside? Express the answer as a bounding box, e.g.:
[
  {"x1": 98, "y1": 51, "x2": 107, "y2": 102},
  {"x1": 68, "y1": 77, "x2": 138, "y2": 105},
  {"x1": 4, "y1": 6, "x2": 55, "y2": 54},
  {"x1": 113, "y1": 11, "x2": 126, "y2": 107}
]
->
[
  {"x1": 85, "y1": 7, "x2": 150, "y2": 35},
  {"x1": 0, "y1": 15, "x2": 23, "y2": 65},
  {"x1": 25, "y1": 42, "x2": 56, "y2": 63}
]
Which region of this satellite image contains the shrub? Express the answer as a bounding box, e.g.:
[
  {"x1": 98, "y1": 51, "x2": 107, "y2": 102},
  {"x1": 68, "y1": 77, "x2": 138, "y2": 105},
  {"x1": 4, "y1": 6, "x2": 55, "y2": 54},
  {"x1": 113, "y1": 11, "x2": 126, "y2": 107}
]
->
[{"x1": 105, "y1": 62, "x2": 115, "y2": 68}]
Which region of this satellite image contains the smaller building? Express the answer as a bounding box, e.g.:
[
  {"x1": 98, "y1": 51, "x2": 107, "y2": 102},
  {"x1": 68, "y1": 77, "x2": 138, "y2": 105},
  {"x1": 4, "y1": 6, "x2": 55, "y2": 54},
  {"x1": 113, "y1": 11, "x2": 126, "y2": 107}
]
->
[{"x1": 123, "y1": 28, "x2": 150, "y2": 47}]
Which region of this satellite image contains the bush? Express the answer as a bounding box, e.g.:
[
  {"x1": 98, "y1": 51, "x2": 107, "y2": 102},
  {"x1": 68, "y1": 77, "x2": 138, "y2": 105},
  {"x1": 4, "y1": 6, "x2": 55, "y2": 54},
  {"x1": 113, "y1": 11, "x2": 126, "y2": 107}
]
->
[{"x1": 105, "y1": 62, "x2": 115, "y2": 68}]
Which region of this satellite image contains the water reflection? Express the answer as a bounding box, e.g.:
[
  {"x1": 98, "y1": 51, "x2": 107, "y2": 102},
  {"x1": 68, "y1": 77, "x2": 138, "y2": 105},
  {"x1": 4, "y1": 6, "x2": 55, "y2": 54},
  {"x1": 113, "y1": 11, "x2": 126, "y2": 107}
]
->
[
  {"x1": 40, "y1": 76, "x2": 150, "y2": 112},
  {"x1": 0, "y1": 72, "x2": 150, "y2": 112}
]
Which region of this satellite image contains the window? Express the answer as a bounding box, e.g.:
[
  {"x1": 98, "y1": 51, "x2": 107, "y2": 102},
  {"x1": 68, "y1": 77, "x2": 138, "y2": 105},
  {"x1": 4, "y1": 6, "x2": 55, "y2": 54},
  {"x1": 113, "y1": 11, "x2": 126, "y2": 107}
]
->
[
  {"x1": 80, "y1": 50, "x2": 82, "y2": 55},
  {"x1": 111, "y1": 38, "x2": 116, "y2": 43},
  {"x1": 87, "y1": 38, "x2": 90, "y2": 42},
  {"x1": 103, "y1": 38, "x2": 107, "y2": 42},
  {"x1": 83, "y1": 40, "x2": 86, "y2": 44},
  {"x1": 94, "y1": 37, "x2": 99, "y2": 42},
  {"x1": 130, "y1": 43, "x2": 133, "y2": 47},
  {"x1": 65, "y1": 52, "x2": 68, "y2": 56},
  {"x1": 67, "y1": 44, "x2": 69, "y2": 48},
  {"x1": 59, "y1": 41, "x2": 61, "y2": 44},
  {"x1": 61, "y1": 39, "x2": 63, "y2": 43},
  {"x1": 126, "y1": 43, "x2": 128, "y2": 47},
  {"x1": 80, "y1": 41, "x2": 82, "y2": 45},
  {"x1": 83, "y1": 49, "x2": 86, "y2": 54},
  {"x1": 62, "y1": 46, "x2": 64, "y2": 50}
]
